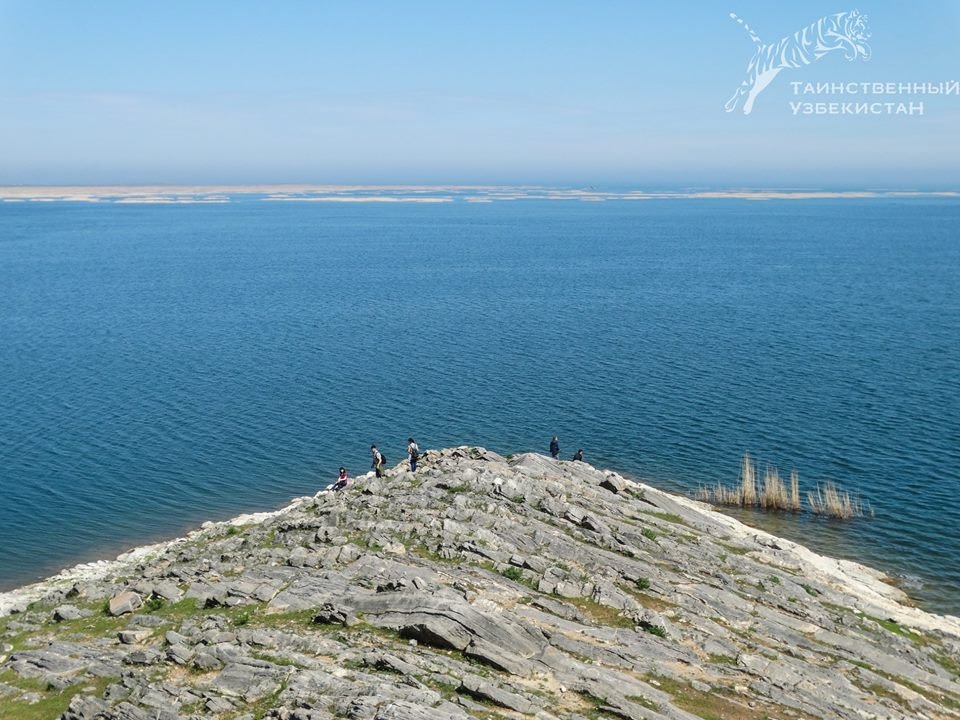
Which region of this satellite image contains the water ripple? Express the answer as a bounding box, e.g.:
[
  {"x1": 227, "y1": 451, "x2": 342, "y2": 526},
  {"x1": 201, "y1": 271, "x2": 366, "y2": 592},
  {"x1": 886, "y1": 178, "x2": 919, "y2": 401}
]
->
[{"x1": 1, "y1": 198, "x2": 958, "y2": 612}]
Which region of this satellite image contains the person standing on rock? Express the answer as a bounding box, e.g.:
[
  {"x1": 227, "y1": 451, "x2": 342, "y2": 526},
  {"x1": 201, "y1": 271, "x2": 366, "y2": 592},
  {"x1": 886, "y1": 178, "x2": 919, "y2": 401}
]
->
[
  {"x1": 371, "y1": 445, "x2": 384, "y2": 478},
  {"x1": 407, "y1": 438, "x2": 420, "y2": 472},
  {"x1": 572, "y1": 448, "x2": 584, "y2": 462},
  {"x1": 550, "y1": 436, "x2": 560, "y2": 459}
]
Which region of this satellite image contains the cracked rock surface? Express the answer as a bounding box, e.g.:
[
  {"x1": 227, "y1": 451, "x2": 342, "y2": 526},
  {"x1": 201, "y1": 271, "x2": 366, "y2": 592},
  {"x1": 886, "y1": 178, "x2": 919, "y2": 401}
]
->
[{"x1": 1, "y1": 447, "x2": 959, "y2": 720}]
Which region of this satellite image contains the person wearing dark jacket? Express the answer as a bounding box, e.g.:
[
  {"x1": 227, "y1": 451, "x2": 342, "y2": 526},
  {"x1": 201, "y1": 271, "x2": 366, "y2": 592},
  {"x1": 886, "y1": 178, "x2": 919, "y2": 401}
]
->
[
  {"x1": 572, "y1": 448, "x2": 584, "y2": 462},
  {"x1": 407, "y1": 438, "x2": 420, "y2": 472},
  {"x1": 332, "y1": 467, "x2": 350, "y2": 490},
  {"x1": 549, "y1": 436, "x2": 560, "y2": 459}
]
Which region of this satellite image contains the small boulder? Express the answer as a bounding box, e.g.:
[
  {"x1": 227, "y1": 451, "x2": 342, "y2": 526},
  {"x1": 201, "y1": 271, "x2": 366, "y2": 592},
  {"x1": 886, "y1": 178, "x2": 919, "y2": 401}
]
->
[
  {"x1": 53, "y1": 605, "x2": 89, "y2": 622},
  {"x1": 63, "y1": 693, "x2": 110, "y2": 719},
  {"x1": 166, "y1": 644, "x2": 194, "y2": 665},
  {"x1": 600, "y1": 475, "x2": 627, "y2": 494},
  {"x1": 123, "y1": 648, "x2": 160, "y2": 665},
  {"x1": 118, "y1": 629, "x2": 153, "y2": 645},
  {"x1": 109, "y1": 591, "x2": 143, "y2": 616},
  {"x1": 193, "y1": 651, "x2": 224, "y2": 672},
  {"x1": 151, "y1": 581, "x2": 183, "y2": 602},
  {"x1": 164, "y1": 630, "x2": 190, "y2": 646}
]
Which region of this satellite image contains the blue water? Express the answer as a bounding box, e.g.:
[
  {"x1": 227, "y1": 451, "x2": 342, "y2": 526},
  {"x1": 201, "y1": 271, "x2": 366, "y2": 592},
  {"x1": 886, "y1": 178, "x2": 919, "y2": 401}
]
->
[{"x1": 1, "y1": 197, "x2": 958, "y2": 614}]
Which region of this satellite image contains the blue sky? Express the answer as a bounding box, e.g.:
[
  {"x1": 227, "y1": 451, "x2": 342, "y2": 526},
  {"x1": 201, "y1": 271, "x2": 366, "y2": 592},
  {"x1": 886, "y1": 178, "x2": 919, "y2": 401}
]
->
[{"x1": 0, "y1": 1, "x2": 958, "y2": 187}]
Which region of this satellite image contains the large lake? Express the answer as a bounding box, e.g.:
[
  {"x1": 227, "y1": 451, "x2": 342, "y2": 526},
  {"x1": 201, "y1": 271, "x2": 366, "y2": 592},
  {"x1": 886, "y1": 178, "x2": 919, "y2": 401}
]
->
[{"x1": 1, "y1": 196, "x2": 957, "y2": 614}]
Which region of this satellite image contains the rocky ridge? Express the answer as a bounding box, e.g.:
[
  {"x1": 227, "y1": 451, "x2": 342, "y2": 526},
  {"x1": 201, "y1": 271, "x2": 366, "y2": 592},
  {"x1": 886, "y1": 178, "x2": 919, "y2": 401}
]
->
[{"x1": 1, "y1": 447, "x2": 959, "y2": 720}]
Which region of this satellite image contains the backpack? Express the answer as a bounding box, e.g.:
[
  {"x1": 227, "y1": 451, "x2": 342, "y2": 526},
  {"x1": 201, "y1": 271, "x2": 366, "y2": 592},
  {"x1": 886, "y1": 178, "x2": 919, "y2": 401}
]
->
[
  {"x1": 379, "y1": 453, "x2": 386, "y2": 466},
  {"x1": 411, "y1": 446, "x2": 420, "y2": 461}
]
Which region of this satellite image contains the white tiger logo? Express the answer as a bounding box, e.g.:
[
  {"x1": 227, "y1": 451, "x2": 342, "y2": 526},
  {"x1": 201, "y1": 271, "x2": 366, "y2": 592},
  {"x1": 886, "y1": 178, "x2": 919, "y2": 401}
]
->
[{"x1": 725, "y1": 10, "x2": 872, "y2": 115}]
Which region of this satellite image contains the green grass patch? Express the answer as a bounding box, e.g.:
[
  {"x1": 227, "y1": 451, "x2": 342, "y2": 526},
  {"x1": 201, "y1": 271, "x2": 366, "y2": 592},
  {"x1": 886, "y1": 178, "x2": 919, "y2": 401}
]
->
[
  {"x1": 0, "y1": 674, "x2": 114, "y2": 720},
  {"x1": 498, "y1": 566, "x2": 531, "y2": 586},
  {"x1": 617, "y1": 583, "x2": 676, "y2": 612},
  {"x1": 44, "y1": 607, "x2": 127, "y2": 643},
  {"x1": 708, "y1": 654, "x2": 737, "y2": 665},
  {"x1": 933, "y1": 648, "x2": 960, "y2": 678},
  {"x1": 625, "y1": 694, "x2": 660, "y2": 710},
  {"x1": 647, "y1": 675, "x2": 775, "y2": 720},
  {"x1": 243, "y1": 681, "x2": 288, "y2": 720},
  {"x1": 864, "y1": 683, "x2": 911, "y2": 710},
  {"x1": 641, "y1": 528, "x2": 658, "y2": 541},
  {"x1": 562, "y1": 596, "x2": 635, "y2": 629},
  {"x1": 859, "y1": 613, "x2": 926, "y2": 644},
  {"x1": 643, "y1": 624, "x2": 667, "y2": 638},
  {"x1": 717, "y1": 542, "x2": 750, "y2": 557},
  {"x1": 843, "y1": 658, "x2": 960, "y2": 712},
  {"x1": 642, "y1": 511, "x2": 691, "y2": 527},
  {"x1": 409, "y1": 543, "x2": 461, "y2": 565}
]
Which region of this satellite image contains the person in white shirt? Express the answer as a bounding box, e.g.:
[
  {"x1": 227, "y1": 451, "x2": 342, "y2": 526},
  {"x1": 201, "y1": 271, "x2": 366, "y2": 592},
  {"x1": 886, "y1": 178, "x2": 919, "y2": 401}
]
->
[{"x1": 407, "y1": 438, "x2": 420, "y2": 472}]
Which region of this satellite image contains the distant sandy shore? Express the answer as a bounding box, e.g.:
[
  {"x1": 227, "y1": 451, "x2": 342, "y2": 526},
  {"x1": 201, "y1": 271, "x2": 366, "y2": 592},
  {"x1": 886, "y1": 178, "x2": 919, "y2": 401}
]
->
[{"x1": 1, "y1": 185, "x2": 957, "y2": 204}]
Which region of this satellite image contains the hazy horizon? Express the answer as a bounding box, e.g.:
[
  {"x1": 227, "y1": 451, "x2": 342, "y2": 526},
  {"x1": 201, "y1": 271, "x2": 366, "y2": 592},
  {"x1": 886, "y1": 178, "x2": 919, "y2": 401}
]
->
[{"x1": 2, "y1": 1, "x2": 959, "y2": 187}]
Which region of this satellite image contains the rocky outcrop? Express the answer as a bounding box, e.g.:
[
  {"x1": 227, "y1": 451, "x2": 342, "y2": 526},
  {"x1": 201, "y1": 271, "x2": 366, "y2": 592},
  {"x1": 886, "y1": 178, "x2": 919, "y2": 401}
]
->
[{"x1": 1, "y1": 446, "x2": 959, "y2": 720}]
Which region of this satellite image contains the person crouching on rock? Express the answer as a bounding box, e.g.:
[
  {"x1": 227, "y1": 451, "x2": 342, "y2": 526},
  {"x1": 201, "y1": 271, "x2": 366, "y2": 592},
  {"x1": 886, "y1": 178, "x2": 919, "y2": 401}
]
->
[
  {"x1": 572, "y1": 448, "x2": 584, "y2": 462},
  {"x1": 550, "y1": 436, "x2": 560, "y2": 459},
  {"x1": 371, "y1": 445, "x2": 384, "y2": 478},
  {"x1": 332, "y1": 467, "x2": 350, "y2": 491},
  {"x1": 407, "y1": 437, "x2": 420, "y2": 472}
]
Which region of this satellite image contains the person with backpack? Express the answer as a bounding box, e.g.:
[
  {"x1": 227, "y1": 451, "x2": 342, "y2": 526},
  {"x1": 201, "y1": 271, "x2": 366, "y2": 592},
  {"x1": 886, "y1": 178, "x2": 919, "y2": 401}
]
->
[
  {"x1": 407, "y1": 438, "x2": 420, "y2": 472},
  {"x1": 371, "y1": 445, "x2": 385, "y2": 478},
  {"x1": 550, "y1": 436, "x2": 560, "y2": 459}
]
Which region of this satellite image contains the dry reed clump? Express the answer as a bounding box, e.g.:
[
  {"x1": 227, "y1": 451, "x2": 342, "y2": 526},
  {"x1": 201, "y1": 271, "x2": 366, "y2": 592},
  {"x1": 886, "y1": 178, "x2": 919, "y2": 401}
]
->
[
  {"x1": 740, "y1": 453, "x2": 757, "y2": 506},
  {"x1": 807, "y1": 482, "x2": 872, "y2": 519},
  {"x1": 697, "y1": 453, "x2": 762, "y2": 508},
  {"x1": 759, "y1": 466, "x2": 786, "y2": 509},
  {"x1": 697, "y1": 453, "x2": 865, "y2": 520},
  {"x1": 789, "y1": 469, "x2": 801, "y2": 512}
]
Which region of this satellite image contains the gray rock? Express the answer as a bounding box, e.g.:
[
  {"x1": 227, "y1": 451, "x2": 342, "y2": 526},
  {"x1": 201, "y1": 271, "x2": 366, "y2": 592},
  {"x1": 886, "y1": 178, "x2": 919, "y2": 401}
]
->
[
  {"x1": 108, "y1": 590, "x2": 143, "y2": 616},
  {"x1": 374, "y1": 699, "x2": 471, "y2": 719},
  {"x1": 123, "y1": 648, "x2": 160, "y2": 665},
  {"x1": 4, "y1": 444, "x2": 960, "y2": 720},
  {"x1": 118, "y1": 629, "x2": 153, "y2": 645},
  {"x1": 10, "y1": 649, "x2": 86, "y2": 675},
  {"x1": 205, "y1": 695, "x2": 236, "y2": 713},
  {"x1": 464, "y1": 637, "x2": 534, "y2": 676},
  {"x1": 600, "y1": 475, "x2": 627, "y2": 494},
  {"x1": 164, "y1": 630, "x2": 190, "y2": 646},
  {"x1": 166, "y1": 643, "x2": 194, "y2": 665},
  {"x1": 151, "y1": 581, "x2": 183, "y2": 602},
  {"x1": 193, "y1": 651, "x2": 223, "y2": 672},
  {"x1": 61, "y1": 693, "x2": 110, "y2": 719},
  {"x1": 459, "y1": 674, "x2": 536, "y2": 714},
  {"x1": 53, "y1": 604, "x2": 91, "y2": 622},
  {"x1": 213, "y1": 662, "x2": 286, "y2": 701}
]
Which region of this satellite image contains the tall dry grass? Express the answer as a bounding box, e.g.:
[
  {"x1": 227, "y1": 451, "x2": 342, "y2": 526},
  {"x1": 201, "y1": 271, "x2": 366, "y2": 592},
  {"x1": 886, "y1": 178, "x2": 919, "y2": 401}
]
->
[
  {"x1": 740, "y1": 453, "x2": 757, "y2": 506},
  {"x1": 807, "y1": 482, "x2": 871, "y2": 519},
  {"x1": 759, "y1": 466, "x2": 787, "y2": 510},
  {"x1": 697, "y1": 453, "x2": 759, "y2": 507},
  {"x1": 697, "y1": 453, "x2": 865, "y2": 520},
  {"x1": 789, "y1": 470, "x2": 801, "y2": 512}
]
